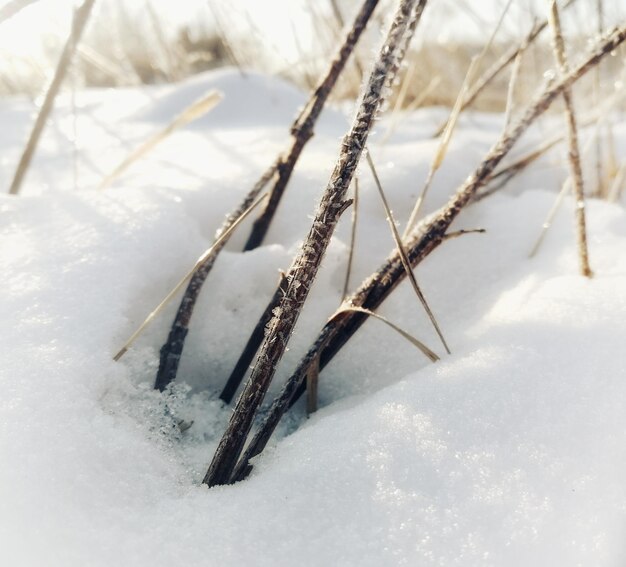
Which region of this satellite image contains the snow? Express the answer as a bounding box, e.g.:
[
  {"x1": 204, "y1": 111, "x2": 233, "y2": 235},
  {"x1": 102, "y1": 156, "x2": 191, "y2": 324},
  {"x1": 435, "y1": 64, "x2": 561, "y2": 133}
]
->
[{"x1": 1, "y1": 68, "x2": 625, "y2": 566}]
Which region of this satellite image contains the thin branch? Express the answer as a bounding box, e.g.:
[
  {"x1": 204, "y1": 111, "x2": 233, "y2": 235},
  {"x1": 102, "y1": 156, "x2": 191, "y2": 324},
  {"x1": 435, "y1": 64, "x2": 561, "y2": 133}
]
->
[
  {"x1": 204, "y1": 0, "x2": 429, "y2": 488},
  {"x1": 153, "y1": 0, "x2": 381, "y2": 393},
  {"x1": 242, "y1": 0, "x2": 381, "y2": 251}
]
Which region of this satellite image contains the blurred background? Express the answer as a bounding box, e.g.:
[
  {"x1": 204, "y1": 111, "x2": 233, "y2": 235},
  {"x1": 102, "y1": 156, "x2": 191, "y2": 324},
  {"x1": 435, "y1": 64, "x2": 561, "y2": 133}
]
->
[{"x1": 0, "y1": 0, "x2": 624, "y2": 108}]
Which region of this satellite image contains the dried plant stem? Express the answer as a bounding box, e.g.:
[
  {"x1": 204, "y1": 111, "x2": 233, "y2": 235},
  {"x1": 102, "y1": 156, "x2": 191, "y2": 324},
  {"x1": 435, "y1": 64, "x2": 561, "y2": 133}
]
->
[
  {"x1": 403, "y1": 0, "x2": 514, "y2": 231},
  {"x1": 477, "y1": 99, "x2": 617, "y2": 203},
  {"x1": 607, "y1": 162, "x2": 626, "y2": 202},
  {"x1": 503, "y1": 50, "x2": 524, "y2": 130},
  {"x1": 339, "y1": 306, "x2": 439, "y2": 361},
  {"x1": 230, "y1": 25, "x2": 626, "y2": 481},
  {"x1": 113, "y1": 192, "x2": 268, "y2": 364},
  {"x1": 548, "y1": 0, "x2": 592, "y2": 277},
  {"x1": 8, "y1": 0, "x2": 96, "y2": 195},
  {"x1": 98, "y1": 90, "x2": 223, "y2": 190},
  {"x1": 528, "y1": 177, "x2": 570, "y2": 258},
  {"x1": 366, "y1": 151, "x2": 449, "y2": 353},
  {"x1": 242, "y1": 0, "x2": 381, "y2": 251},
  {"x1": 528, "y1": 104, "x2": 615, "y2": 257},
  {"x1": 204, "y1": 0, "x2": 428, "y2": 488},
  {"x1": 152, "y1": 164, "x2": 277, "y2": 389},
  {"x1": 154, "y1": 0, "x2": 379, "y2": 394},
  {"x1": 404, "y1": 56, "x2": 480, "y2": 237},
  {"x1": 342, "y1": 177, "x2": 360, "y2": 300}
]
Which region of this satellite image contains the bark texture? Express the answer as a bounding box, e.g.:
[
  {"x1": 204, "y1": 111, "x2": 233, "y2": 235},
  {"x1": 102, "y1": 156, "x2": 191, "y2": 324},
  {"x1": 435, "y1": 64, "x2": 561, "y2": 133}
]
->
[{"x1": 204, "y1": 0, "x2": 429, "y2": 488}]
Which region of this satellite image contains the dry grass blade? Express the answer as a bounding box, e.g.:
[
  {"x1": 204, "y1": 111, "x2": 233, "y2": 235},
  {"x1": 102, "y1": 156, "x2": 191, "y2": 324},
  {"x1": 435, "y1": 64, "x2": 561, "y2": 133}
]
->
[
  {"x1": 338, "y1": 306, "x2": 439, "y2": 362},
  {"x1": 98, "y1": 90, "x2": 223, "y2": 190},
  {"x1": 548, "y1": 0, "x2": 592, "y2": 277},
  {"x1": 528, "y1": 177, "x2": 570, "y2": 258},
  {"x1": 342, "y1": 177, "x2": 360, "y2": 300},
  {"x1": 404, "y1": 75, "x2": 442, "y2": 113},
  {"x1": 403, "y1": 56, "x2": 480, "y2": 237},
  {"x1": 204, "y1": 0, "x2": 428, "y2": 488},
  {"x1": 528, "y1": 107, "x2": 614, "y2": 258},
  {"x1": 112, "y1": 192, "x2": 268, "y2": 362},
  {"x1": 503, "y1": 50, "x2": 524, "y2": 130},
  {"x1": 608, "y1": 162, "x2": 626, "y2": 202},
  {"x1": 8, "y1": 0, "x2": 96, "y2": 195},
  {"x1": 432, "y1": 0, "x2": 579, "y2": 139},
  {"x1": 403, "y1": 0, "x2": 514, "y2": 232},
  {"x1": 366, "y1": 151, "x2": 450, "y2": 354}
]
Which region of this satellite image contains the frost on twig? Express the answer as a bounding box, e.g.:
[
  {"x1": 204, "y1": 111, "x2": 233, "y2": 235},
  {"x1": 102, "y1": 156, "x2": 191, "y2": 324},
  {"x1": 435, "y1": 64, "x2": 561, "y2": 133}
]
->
[
  {"x1": 230, "y1": 24, "x2": 626, "y2": 482},
  {"x1": 204, "y1": 0, "x2": 429, "y2": 488},
  {"x1": 154, "y1": 0, "x2": 380, "y2": 393}
]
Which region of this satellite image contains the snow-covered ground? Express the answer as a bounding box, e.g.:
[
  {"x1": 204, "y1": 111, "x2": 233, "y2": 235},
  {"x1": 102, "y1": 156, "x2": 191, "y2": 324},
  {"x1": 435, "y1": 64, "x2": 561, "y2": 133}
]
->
[{"x1": 1, "y1": 68, "x2": 625, "y2": 566}]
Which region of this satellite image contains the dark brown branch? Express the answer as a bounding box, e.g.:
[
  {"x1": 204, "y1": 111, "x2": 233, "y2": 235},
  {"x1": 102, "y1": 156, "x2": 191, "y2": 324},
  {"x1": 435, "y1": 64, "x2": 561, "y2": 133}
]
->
[
  {"x1": 230, "y1": 24, "x2": 626, "y2": 482},
  {"x1": 204, "y1": 0, "x2": 428, "y2": 488},
  {"x1": 219, "y1": 272, "x2": 289, "y2": 403},
  {"x1": 155, "y1": 0, "x2": 380, "y2": 392},
  {"x1": 220, "y1": 1, "x2": 428, "y2": 400},
  {"x1": 242, "y1": 0, "x2": 381, "y2": 251},
  {"x1": 154, "y1": 164, "x2": 277, "y2": 391}
]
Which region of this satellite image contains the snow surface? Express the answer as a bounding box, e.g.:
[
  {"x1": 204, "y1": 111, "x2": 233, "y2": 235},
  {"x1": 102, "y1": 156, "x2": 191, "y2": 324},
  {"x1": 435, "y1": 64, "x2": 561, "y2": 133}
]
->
[{"x1": 1, "y1": 68, "x2": 625, "y2": 566}]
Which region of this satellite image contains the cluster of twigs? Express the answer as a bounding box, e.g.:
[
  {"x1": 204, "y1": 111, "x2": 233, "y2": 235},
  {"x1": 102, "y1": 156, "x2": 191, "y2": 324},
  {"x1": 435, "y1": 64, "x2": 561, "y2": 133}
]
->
[
  {"x1": 7, "y1": 0, "x2": 622, "y2": 489},
  {"x1": 111, "y1": 2, "x2": 626, "y2": 487}
]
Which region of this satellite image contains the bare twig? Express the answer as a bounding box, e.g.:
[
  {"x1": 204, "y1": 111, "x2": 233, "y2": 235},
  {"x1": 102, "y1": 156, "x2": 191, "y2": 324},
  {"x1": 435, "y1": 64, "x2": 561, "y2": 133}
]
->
[
  {"x1": 548, "y1": 0, "x2": 592, "y2": 277},
  {"x1": 204, "y1": 0, "x2": 429, "y2": 488},
  {"x1": 230, "y1": 26, "x2": 626, "y2": 482},
  {"x1": 242, "y1": 0, "x2": 381, "y2": 251},
  {"x1": 8, "y1": 0, "x2": 96, "y2": 195},
  {"x1": 153, "y1": 0, "x2": 381, "y2": 393}
]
